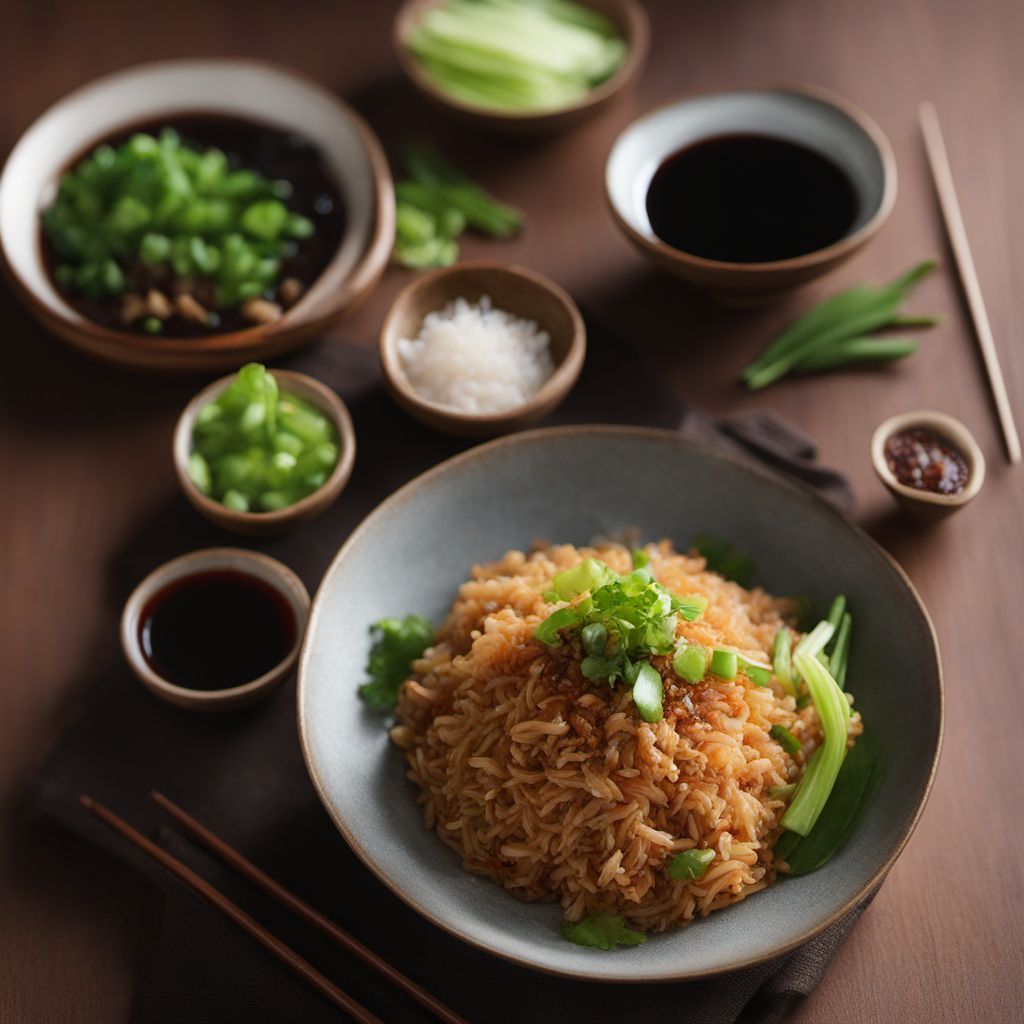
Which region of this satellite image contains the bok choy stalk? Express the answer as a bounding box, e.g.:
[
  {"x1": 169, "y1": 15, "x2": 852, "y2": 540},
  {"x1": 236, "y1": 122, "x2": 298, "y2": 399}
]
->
[
  {"x1": 741, "y1": 261, "x2": 940, "y2": 390},
  {"x1": 405, "y1": 0, "x2": 626, "y2": 113},
  {"x1": 781, "y1": 651, "x2": 851, "y2": 836}
]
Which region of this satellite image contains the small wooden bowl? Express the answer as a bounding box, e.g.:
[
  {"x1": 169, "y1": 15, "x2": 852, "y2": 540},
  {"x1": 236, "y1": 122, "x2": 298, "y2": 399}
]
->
[
  {"x1": 871, "y1": 409, "x2": 986, "y2": 523},
  {"x1": 173, "y1": 369, "x2": 356, "y2": 535},
  {"x1": 0, "y1": 59, "x2": 395, "y2": 372},
  {"x1": 393, "y1": 0, "x2": 649, "y2": 134},
  {"x1": 121, "y1": 547, "x2": 310, "y2": 711},
  {"x1": 606, "y1": 83, "x2": 897, "y2": 303},
  {"x1": 379, "y1": 261, "x2": 586, "y2": 438}
]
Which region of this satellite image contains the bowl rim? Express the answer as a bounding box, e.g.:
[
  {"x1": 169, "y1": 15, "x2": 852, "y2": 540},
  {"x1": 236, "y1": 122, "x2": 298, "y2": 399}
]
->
[
  {"x1": 173, "y1": 367, "x2": 357, "y2": 527},
  {"x1": 379, "y1": 260, "x2": 587, "y2": 427},
  {"x1": 121, "y1": 546, "x2": 310, "y2": 706},
  {"x1": 870, "y1": 408, "x2": 986, "y2": 507},
  {"x1": 392, "y1": 0, "x2": 649, "y2": 124},
  {"x1": 0, "y1": 56, "x2": 395, "y2": 358},
  {"x1": 604, "y1": 80, "x2": 898, "y2": 275},
  {"x1": 297, "y1": 423, "x2": 944, "y2": 982}
]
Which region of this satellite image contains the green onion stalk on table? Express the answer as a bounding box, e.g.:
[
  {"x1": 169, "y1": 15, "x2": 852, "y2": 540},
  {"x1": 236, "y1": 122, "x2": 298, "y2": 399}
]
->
[{"x1": 740, "y1": 260, "x2": 944, "y2": 389}]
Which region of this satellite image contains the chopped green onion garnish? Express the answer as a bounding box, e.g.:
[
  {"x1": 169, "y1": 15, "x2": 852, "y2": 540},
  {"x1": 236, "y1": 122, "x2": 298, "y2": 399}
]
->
[
  {"x1": 673, "y1": 642, "x2": 709, "y2": 684},
  {"x1": 631, "y1": 662, "x2": 663, "y2": 723},
  {"x1": 545, "y1": 558, "x2": 616, "y2": 601},
  {"x1": 768, "y1": 783, "x2": 797, "y2": 799},
  {"x1": 667, "y1": 848, "x2": 715, "y2": 880},
  {"x1": 710, "y1": 649, "x2": 738, "y2": 680},
  {"x1": 631, "y1": 548, "x2": 650, "y2": 569},
  {"x1": 739, "y1": 654, "x2": 773, "y2": 686},
  {"x1": 770, "y1": 724, "x2": 802, "y2": 755}
]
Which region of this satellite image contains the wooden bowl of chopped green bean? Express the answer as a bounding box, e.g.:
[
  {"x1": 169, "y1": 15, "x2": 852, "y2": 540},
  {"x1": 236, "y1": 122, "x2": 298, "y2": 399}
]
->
[
  {"x1": 0, "y1": 59, "x2": 394, "y2": 372},
  {"x1": 173, "y1": 365, "x2": 356, "y2": 535},
  {"x1": 393, "y1": 0, "x2": 649, "y2": 133}
]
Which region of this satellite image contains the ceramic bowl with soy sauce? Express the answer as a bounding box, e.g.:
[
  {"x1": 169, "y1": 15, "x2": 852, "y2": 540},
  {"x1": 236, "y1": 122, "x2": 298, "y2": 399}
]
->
[
  {"x1": 605, "y1": 83, "x2": 897, "y2": 303},
  {"x1": 121, "y1": 548, "x2": 310, "y2": 711}
]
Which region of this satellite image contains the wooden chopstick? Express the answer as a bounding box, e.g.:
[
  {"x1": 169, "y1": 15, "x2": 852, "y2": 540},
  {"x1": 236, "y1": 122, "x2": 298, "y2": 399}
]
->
[
  {"x1": 919, "y1": 101, "x2": 1021, "y2": 465},
  {"x1": 150, "y1": 790, "x2": 469, "y2": 1024},
  {"x1": 79, "y1": 795, "x2": 383, "y2": 1024}
]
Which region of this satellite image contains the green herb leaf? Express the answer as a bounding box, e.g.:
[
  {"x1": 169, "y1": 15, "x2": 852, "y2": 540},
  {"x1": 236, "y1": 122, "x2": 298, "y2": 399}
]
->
[
  {"x1": 561, "y1": 912, "x2": 646, "y2": 950},
  {"x1": 534, "y1": 605, "x2": 583, "y2": 647},
  {"x1": 667, "y1": 848, "x2": 715, "y2": 880},
  {"x1": 581, "y1": 622, "x2": 607, "y2": 657},
  {"x1": 691, "y1": 533, "x2": 757, "y2": 587},
  {"x1": 358, "y1": 615, "x2": 434, "y2": 711}
]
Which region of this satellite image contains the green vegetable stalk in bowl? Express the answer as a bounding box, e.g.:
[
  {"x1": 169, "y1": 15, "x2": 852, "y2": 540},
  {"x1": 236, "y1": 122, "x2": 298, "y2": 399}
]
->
[
  {"x1": 173, "y1": 363, "x2": 356, "y2": 536},
  {"x1": 394, "y1": 0, "x2": 649, "y2": 132}
]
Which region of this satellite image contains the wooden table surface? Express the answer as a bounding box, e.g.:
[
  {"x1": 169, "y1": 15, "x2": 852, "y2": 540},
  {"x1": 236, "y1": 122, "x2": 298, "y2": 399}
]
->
[{"x1": 2, "y1": 1, "x2": 1022, "y2": 1020}]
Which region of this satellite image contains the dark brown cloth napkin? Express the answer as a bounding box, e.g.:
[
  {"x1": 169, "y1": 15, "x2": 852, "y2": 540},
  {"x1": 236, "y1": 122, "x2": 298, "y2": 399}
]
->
[{"x1": 29, "y1": 318, "x2": 862, "y2": 1024}]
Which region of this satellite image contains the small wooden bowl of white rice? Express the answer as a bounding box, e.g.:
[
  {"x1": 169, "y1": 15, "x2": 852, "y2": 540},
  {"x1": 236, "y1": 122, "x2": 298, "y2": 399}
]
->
[{"x1": 379, "y1": 261, "x2": 586, "y2": 437}]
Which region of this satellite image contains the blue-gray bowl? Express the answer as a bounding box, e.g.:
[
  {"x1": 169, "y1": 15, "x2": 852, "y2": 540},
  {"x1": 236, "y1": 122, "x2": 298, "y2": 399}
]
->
[{"x1": 298, "y1": 426, "x2": 942, "y2": 982}]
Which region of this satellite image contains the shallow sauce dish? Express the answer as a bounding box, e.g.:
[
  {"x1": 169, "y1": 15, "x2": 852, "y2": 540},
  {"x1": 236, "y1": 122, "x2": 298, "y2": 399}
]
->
[
  {"x1": 123, "y1": 547, "x2": 309, "y2": 711},
  {"x1": 298, "y1": 426, "x2": 942, "y2": 981},
  {"x1": 0, "y1": 58, "x2": 395, "y2": 372}
]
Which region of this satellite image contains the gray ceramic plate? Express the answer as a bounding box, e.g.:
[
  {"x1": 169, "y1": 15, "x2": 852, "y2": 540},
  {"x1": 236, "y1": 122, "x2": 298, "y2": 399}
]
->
[{"x1": 298, "y1": 426, "x2": 942, "y2": 982}]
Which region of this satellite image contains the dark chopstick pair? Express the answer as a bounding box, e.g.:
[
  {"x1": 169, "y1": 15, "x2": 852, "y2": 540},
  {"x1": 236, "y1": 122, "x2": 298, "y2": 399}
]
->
[{"x1": 79, "y1": 792, "x2": 468, "y2": 1024}]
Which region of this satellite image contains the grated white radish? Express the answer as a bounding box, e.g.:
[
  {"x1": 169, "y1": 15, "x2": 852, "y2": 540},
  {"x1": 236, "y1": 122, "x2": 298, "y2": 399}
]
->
[{"x1": 397, "y1": 296, "x2": 554, "y2": 414}]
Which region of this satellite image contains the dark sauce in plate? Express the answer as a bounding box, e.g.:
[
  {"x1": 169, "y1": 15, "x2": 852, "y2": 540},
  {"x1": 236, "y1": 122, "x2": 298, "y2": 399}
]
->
[
  {"x1": 645, "y1": 134, "x2": 859, "y2": 263},
  {"x1": 884, "y1": 427, "x2": 970, "y2": 496},
  {"x1": 41, "y1": 114, "x2": 346, "y2": 337},
  {"x1": 138, "y1": 569, "x2": 297, "y2": 690}
]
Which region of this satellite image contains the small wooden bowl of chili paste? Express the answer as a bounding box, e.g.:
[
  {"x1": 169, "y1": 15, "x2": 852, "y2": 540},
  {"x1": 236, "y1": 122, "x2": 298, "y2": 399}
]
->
[{"x1": 871, "y1": 410, "x2": 986, "y2": 521}]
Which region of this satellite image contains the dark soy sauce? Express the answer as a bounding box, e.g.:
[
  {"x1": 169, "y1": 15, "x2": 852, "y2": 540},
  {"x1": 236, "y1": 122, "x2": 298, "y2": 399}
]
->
[
  {"x1": 645, "y1": 134, "x2": 859, "y2": 263},
  {"x1": 139, "y1": 570, "x2": 296, "y2": 690}
]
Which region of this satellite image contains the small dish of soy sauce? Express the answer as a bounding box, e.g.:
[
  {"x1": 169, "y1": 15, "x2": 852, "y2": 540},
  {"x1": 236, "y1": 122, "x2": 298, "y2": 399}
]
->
[
  {"x1": 121, "y1": 549, "x2": 310, "y2": 710},
  {"x1": 605, "y1": 84, "x2": 898, "y2": 301}
]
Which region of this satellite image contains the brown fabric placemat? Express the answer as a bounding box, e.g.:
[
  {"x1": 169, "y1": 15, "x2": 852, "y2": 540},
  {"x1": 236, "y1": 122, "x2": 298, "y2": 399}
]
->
[{"x1": 29, "y1": 320, "x2": 863, "y2": 1023}]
